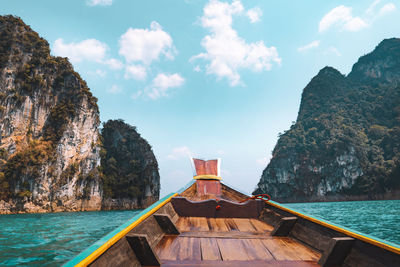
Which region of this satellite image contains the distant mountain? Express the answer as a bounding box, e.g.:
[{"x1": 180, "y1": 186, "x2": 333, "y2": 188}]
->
[
  {"x1": 254, "y1": 38, "x2": 400, "y2": 202},
  {"x1": 0, "y1": 15, "x2": 160, "y2": 213}
]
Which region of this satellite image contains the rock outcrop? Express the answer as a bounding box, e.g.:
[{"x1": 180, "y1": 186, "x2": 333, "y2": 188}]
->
[
  {"x1": 0, "y1": 15, "x2": 102, "y2": 213},
  {"x1": 0, "y1": 16, "x2": 160, "y2": 213},
  {"x1": 254, "y1": 38, "x2": 400, "y2": 202},
  {"x1": 100, "y1": 120, "x2": 160, "y2": 210}
]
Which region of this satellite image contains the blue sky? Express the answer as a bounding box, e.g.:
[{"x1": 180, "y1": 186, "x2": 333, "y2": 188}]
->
[{"x1": 1, "y1": 0, "x2": 400, "y2": 196}]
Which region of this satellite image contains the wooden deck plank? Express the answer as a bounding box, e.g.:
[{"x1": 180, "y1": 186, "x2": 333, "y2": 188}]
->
[
  {"x1": 179, "y1": 231, "x2": 273, "y2": 239},
  {"x1": 224, "y1": 218, "x2": 239, "y2": 231},
  {"x1": 178, "y1": 237, "x2": 201, "y2": 261},
  {"x1": 156, "y1": 235, "x2": 180, "y2": 261},
  {"x1": 216, "y1": 238, "x2": 249, "y2": 261},
  {"x1": 157, "y1": 217, "x2": 321, "y2": 266},
  {"x1": 241, "y1": 239, "x2": 274, "y2": 260},
  {"x1": 189, "y1": 217, "x2": 210, "y2": 231},
  {"x1": 176, "y1": 217, "x2": 191, "y2": 232},
  {"x1": 261, "y1": 238, "x2": 301, "y2": 261},
  {"x1": 278, "y1": 238, "x2": 308, "y2": 261},
  {"x1": 283, "y1": 238, "x2": 321, "y2": 261},
  {"x1": 161, "y1": 260, "x2": 320, "y2": 266},
  {"x1": 200, "y1": 238, "x2": 222, "y2": 261},
  {"x1": 234, "y1": 218, "x2": 258, "y2": 232},
  {"x1": 207, "y1": 218, "x2": 229, "y2": 232},
  {"x1": 250, "y1": 218, "x2": 274, "y2": 232}
]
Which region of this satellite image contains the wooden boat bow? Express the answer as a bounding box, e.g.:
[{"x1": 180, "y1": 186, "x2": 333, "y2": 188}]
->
[{"x1": 65, "y1": 158, "x2": 400, "y2": 267}]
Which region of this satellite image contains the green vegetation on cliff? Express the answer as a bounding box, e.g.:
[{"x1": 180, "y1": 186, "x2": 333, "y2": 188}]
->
[
  {"x1": 100, "y1": 120, "x2": 160, "y2": 204},
  {"x1": 0, "y1": 15, "x2": 161, "y2": 212},
  {"x1": 254, "y1": 38, "x2": 400, "y2": 201},
  {"x1": 0, "y1": 16, "x2": 100, "y2": 201}
]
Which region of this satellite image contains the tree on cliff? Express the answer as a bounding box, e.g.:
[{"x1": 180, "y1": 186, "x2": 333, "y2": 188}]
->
[{"x1": 254, "y1": 38, "x2": 400, "y2": 202}]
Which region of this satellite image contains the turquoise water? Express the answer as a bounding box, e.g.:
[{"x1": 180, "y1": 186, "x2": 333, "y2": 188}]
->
[
  {"x1": 0, "y1": 200, "x2": 399, "y2": 266},
  {"x1": 286, "y1": 199, "x2": 400, "y2": 245},
  {"x1": 0, "y1": 210, "x2": 140, "y2": 266}
]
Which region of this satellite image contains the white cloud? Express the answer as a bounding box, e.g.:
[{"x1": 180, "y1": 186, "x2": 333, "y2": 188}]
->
[
  {"x1": 194, "y1": 65, "x2": 201, "y2": 72},
  {"x1": 246, "y1": 7, "x2": 262, "y2": 23},
  {"x1": 105, "y1": 58, "x2": 124, "y2": 70},
  {"x1": 53, "y1": 38, "x2": 108, "y2": 63},
  {"x1": 191, "y1": 0, "x2": 280, "y2": 86},
  {"x1": 87, "y1": 0, "x2": 113, "y2": 6},
  {"x1": 366, "y1": 0, "x2": 381, "y2": 15},
  {"x1": 319, "y1": 5, "x2": 368, "y2": 33},
  {"x1": 297, "y1": 40, "x2": 320, "y2": 52},
  {"x1": 53, "y1": 39, "x2": 126, "y2": 71},
  {"x1": 378, "y1": 3, "x2": 396, "y2": 16},
  {"x1": 108, "y1": 85, "x2": 122, "y2": 94},
  {"x1": 167, "y1": 146, "x2": 192, "y2": 160},
  {"x1": 343, "y1": 17, "x2": 368, "y2": 31},
  {"x1": 87, "y1": 69, "x2": 106, "y2": 77},
  {"x1": 119, "y1": 21, "x2": 175, "y2": 65},
  {"x1": 124, "y1": 65, "x2": 147, "y2": 80},
  {"x1": 366, "y1": 0, "x2": 396, "y2": 17},
  {"x1": 146, "y1": 73, "x2": 185, "y2": 99}
]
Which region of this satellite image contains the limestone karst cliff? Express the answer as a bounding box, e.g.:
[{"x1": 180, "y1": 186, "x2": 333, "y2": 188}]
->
[
  {"x1": 254, "y1": 38, "x2": 400, "y2": 202},
  {"x1": 0, "y1": 15, "x2": 160, "y2": 213},
  {"x1": 100, "y1": 120, "x2": 160, "y2": 210}
]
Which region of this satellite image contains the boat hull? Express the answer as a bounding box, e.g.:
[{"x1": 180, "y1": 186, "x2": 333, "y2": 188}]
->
[{"x1": 66, "y1": 180, "x2": 400, "y2": 267}]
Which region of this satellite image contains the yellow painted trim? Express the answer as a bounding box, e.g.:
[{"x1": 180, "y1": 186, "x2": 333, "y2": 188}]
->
[
  {"x1": 267, "y1": 201, "x2": 400, "y2": 255},
  {"x1": 75, "y1": 192, "x2": 179, "y2": 267},
  {"x1": 193, "y1": 175, "x2": 222, "y2": 180}
]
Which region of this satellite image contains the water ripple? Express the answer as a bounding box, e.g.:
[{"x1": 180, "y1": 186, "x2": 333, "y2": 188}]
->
[
  {"x1": 1, "y1": 200, "x2": 399, "y2": 265},
  {"x1": 286, "y1": 199, "x2": 400, "y2": 245},
  {"x1": 0, "y1": 210, "x2": 140, "y2": 266}
]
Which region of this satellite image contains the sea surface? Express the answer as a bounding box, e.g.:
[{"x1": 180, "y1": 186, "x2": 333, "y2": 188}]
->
[
  {"x1": 286, "y1": 199, "x2": 400, "y2": 245},
  {"x1": 0, "y1": 200, "x2": 399, "y2": 266},
  {"x1": 0, "y1": 210, "x2": 140, "y2": 266}
]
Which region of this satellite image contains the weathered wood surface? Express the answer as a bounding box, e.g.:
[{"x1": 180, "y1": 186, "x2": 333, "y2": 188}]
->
[
  {"x1": 160, "y1": 260, "x2": 320, "y2": 266},
  {"x1": 125, "y1": 234, "x2": 161, "y2": 266},
  {"x1": 259, "y1": 208, "x2": 284, "y2": 228},
  {"x1": 179, "y1": 231, "x2": 272, "y2": 239},
  {"x1": 171, "y1": 197, "x2": 264, "y2": 218},
  {"x1": 90, "y1": 202, "x2": 178, "y2": 267},
  {"x1": 178, "y1": 182, "x2": 248, "y2": 202},
  {"x1": 343, "y1": 239, "x2": 400, "y2": 267},
  {"x1": 263, "y1": 202, "x2": 400, "y2": 267},
  {"x1": 220, "y1": 183, "x2": 249, "y2": 202},
  {"x1": 271, "y1": 216, "x2": 298, "y2": 236},
  {"x1": 176, "y1": 217, "x2": 273, "y2": 233},
  {"x1": 90, "y1": 235, "x2": 140, "y2": 267},
  {"x1": 154, "y1": 214, "x2": 180, "y2": 235},
  {"x1": 196, "y1": 180, "x2": 221, "y2": 198},
  {"x1": 87, "y1": 180, "x2": 400, "y2": 267},
  {"x1": 156, "y1": 236, "x2": 320, "y2": 262},
  {"x1": 318, "y1": 237, "x2": 354, "y2": 267},
  {"x1": 155, "y1": 217, "x2": 321, "y2": 265},
  {"x1": 178, "y1": 182, "x2": 197, "y2": 199}
]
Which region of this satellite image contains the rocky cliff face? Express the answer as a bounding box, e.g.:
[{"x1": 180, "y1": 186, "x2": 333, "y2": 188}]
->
[
  {"x1": 254, "y1": 38, "x2": 400, "y2": 202},
  {"x1": 100, "y1": 120, "x2": 160, "y2": 210},
  {"x1": 0, "y1": 16, "x2": 160, "y2": 213},
  {"x1": 0, "y1": 16, "x2": 102, "y2": 213}
]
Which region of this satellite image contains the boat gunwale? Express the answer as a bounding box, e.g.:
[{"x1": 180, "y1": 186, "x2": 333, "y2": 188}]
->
[
  {"x1": 266, "y1": 200, "x2": 400, "y2": 255},
  {"x1": 221, "y1": 181, "x2": 400, "y2": 255},
  {"x1": 67, "y1": 179, "x2": 400, "y2": 267},
  {"x1": 64, "y1": 180, "x2": 195, "y2": 267}
]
